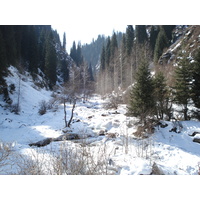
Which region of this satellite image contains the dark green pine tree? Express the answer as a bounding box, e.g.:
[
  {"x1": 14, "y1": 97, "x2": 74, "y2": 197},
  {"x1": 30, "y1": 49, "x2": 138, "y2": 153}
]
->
[
  {"x1": 70, "y1": 41, "x2": 77, "y2": 64},
  {"x1": 162, "y1": 25, "x2": 176, "y2": 43},
  {"x1": 88, "y1": 63, "x2": 94, "y2": 81},
  {"x1": 38, "y1": 27, "x2": 48, "y2": 72},
  {"x1": 0, "y1": 28, "x2": 8, "y2": 77},
  {"x1": 174, "y1": 53, "x2": 192, "y2": 120},
  {"x1": 63, "y1": 32, "x2": 66, "y2": 51},
  {"x1": 28, "y1": 26, "x2": 39, "y2": 74},
  {"x1": 105, "y1": 37, "x2": 111, "y2": 65},
  {"x1": 154, "y1": 27, "x2": 169, "y2": 63},
  {"x1": 1, "y1": 26, "x2": 17, "y2": 66},
  {"x1": 153, "y1": 71, "x2": 170, "y2": 120},
  {"x1": 100, "y1": 45, "x2": 106, "y2": 71},
  {"x1": 128, "y1": 59, "x2": 154, "y2": 124},
  {"x1": 149, "y1": 25, "x2": 159, "y2": 54},
  {"x1": 111, "y1": 32, "x2": 118, "y2": 57},
  {"x1": 191, "y1": 49, "x2": 200, "y2": 109},
  {"x1": 76, "y1": 42, "x2": 83, "y2": 66},
  {"x1": 60, "y1": 55, "x2": 69, "y2": 83},
  {"x1": 126, "y1": 25, "x2": 134, "y2": 56},
  {"x1": 135, "y1": 25, "x2": 148, "y2": 44},
  {"x1": 45, "y1": 31, "x2": 57, "y2": 88}
]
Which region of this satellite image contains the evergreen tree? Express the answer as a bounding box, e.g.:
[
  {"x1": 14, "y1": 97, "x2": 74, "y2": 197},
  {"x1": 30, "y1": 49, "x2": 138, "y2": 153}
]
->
[
  {"x1": 111, "y1": 32, "x2": 118, "y2": 57},
  {"x1": 76, "y1": 42, "x2": 83, "y2": 66},
  {"x1": 154, "y1": 27, "x2": 168, "y2": 63},
  {"x1": 128, "y1": 59, "x2": 154, "y2": 124},
  {"x1": 70, "y1": 41, "x2": 77, "y2": 64},
  {"x1": 88, "y1": 63, "x2": 94, "y2": 81},
  {"x1": 100, "y1": 45, "x2": 106, "y2": 71},
  {"x1": 162, "y1": 25, "x2": 176, "y2": 43},
  {"x1": 135, "y1": 25, "x2": 148, "y2": 44},
  {"x1": 174, "y1": 53, "x2": 192, "y2": 120},
  {"x1": 63, "y1": 32, "x2": 66, "y2": 51},
  {"x1": 60, "y1": 55, "x2": 69, "y2": 83},
  {"x1": 191, "y1": 48, "x2": 200, "y2": 109},
  {"x1": 45, "y1": 32, "x2": 57, "y2": 87},
  {"x1": 1, "y1": 26, "x2": 17, "y2": 66},
  {"x1": 28, "y1": 26, "x2": 39, "y2": 74},
  {"x1": 153, "y1": 71, "x2": 170, "y2": 119},
  {"x1": 38, "y1": 26, "x2": 48, "y2": 72},
  {"x1": 0, "y1": 29, "x2": 8, "y2": 77},
  {"x1": 105, "y1": 37, "x2": 111, "y2": 65},
  {"x1": 149, "y1": 25, "x2": 159, "y2": 54},
  {"x1": 126, "y1": 25, "x2": 134, "y2": 56}
]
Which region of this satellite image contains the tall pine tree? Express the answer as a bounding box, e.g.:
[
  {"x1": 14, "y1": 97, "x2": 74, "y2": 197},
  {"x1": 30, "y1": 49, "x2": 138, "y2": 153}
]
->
[
  {"x1": 126, "y1": 25, "x2": 134, "y2": 56},
  {"x1": 45, "y1": 31, "x2": 57, "y2": 88},
  {"x1": 135, "y1": 25, "x2": 148, "y2": 44},
  {"x1": 128, "y1": 59, "x2": 154, "y2": 124},
  {"x1": 154, "y1": 27, "x2": 168, "y2": 63},
  {"x1": 174, "y1": 53, "x2": 192, "y2": 120},
  {"x1": 191, "y1": 48, "x2": 200, "y2": 109}
]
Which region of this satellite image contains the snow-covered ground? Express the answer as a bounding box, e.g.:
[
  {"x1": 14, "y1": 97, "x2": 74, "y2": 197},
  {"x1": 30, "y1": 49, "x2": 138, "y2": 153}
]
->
[{"x1": 1, "y1": 66, "x2": 200, "y2": 175}]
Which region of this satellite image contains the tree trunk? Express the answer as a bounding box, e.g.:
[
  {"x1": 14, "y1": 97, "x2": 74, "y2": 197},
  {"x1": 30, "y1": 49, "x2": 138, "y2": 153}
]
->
[{"x1": 67, "y1": 99, "x2": 76, "y2": 127}]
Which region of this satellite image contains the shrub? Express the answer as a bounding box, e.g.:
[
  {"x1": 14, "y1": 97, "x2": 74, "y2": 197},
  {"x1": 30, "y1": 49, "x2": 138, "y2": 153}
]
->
[{"x1": 38, "y1": 100, "x2": 47, "y2": 115}]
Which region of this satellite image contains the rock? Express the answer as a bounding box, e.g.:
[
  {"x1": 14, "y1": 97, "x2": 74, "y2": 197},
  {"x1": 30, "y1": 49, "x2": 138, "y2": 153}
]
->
[
  {"x1": 88, "y1": 115, "x2": 94, "y2": 119},
  {"x1": 193, "y1": 138, "x2": 200, "y2": 144},
  {"x1": 98, "y1": 130, "x2": 106, "y2": 136},
  {"x1": 169, "y1": 127, "x2": 177, "y2": 133},
  {"x1": 106, "y1": 133, "x2": 118, "y2": 138},
  {"x1": 29, "y1": 138, "x2": 52, "y2": 147},
  {"x1": 189, "y1": 132, "x2": 200, "y2": 137},
  {"x1": 151, "y1": 162, "x2": 165, "y2": 175}
]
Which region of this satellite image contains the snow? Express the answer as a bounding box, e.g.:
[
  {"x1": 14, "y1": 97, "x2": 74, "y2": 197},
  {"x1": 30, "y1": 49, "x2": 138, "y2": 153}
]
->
[{"x1": 1, "y1": 66, "x2": 200, "y2": 175}]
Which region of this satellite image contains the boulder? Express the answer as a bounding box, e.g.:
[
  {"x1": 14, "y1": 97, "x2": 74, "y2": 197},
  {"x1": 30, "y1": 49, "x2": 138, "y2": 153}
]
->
[
  {"x1": 98, "y1": 130, "x2": 106, "y2": 136},
  {"x1": 151, "y1": 162, "x2": 165, "y2": 175},
  {"x1": 193, "y1": 138, "x2": 200, "y2": 144},
  {"x1": 189, "y1": 132, "x2": 200, "y2": 137}
]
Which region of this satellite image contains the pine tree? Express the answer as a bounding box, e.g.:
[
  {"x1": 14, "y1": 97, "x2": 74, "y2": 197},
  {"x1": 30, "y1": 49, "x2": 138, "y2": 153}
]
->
[
  {"x1": 105, "y1": 37, "x2": 111, "y2": 65},
  {"x1": 162, "y1": 25, "x2": 176, "y2": 43},
  {"x1": 153, "y1": 71, "x2": 170, "y2": 119},
  {"x1": 63, "y1": 32, "x2": 66, "y2": 51},
  {"x1": 28, "y1": 26, "x2": 39, "y2": 74},
  {"x1": 111, "y1": 32, "x2": 118, "y2": 57},
  {"x1": 154, "y1": 27, "x2": 168, "y2": 63},
  {"x1": 126, "y1": 25, "x2": 134, "y2": 56},
  {"x1": 70, "y1": 41, "x2": 77, "y2": 64},
  {"x1": 128, "y1": 59, "x2": 154, "y2": 124},
  {"x1": 135, "y1": 25, "x2": 148, "y2": 44},
  {"x1": 88, "y1": 63, "x2": 94, "y2": 81},
  {"x1": 1, "y1": 26, "x2": 17, "y2": 66},
  {"x1": 149, "y1": 25, "x2": 159, "y2": 54},
  {"x1": 76, "y1": 42, "x2": 83, "y2": 66},
  {"x1": 0, "y1": 29, "x2": 8, "y2": 77},
  {"x1": 191, "y1": 48, "x2": 200, "y2": 109},
  {"x1": 45, "y1": 31, "x2": 57, "y2": 87},
  {"x1": 174, "y1": 53, "x2": 192, "y2": 120},
  {"x1": 100, "y1": 45, "x2": 106, "y2": 71}
]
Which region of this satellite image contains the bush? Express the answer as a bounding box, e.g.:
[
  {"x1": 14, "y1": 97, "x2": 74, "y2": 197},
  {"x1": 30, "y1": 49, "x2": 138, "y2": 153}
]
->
[
  {"x1": 104, "y1": 93, "x2": 123, "y2": 110},
  {"x1": 38, "y1": 100, "x2": 47, "y2": 115},
  {"x1": 0, "y1": 141, "x2": 13, "y2": 173}
]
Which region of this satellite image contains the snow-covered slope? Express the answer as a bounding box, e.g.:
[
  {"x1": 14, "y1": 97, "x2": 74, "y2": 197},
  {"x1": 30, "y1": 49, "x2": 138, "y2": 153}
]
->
[{"x1": 0, "y1": 66, "x2": 200, "y2": 175}]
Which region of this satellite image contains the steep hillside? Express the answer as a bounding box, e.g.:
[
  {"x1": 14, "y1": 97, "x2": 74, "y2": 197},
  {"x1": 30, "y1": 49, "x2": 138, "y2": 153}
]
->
[{"x1": 159, "y1": 25, "x2": 200, "y2": 65}]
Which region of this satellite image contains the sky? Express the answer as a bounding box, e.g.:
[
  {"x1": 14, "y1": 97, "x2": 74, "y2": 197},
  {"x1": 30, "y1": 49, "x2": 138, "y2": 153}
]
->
[
  {"x1": 51, "y1": 24, "x2": 126, "y2": 53},
  {"x1": 1, "y1": 0, "x2": 196, "y2": 53}
]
